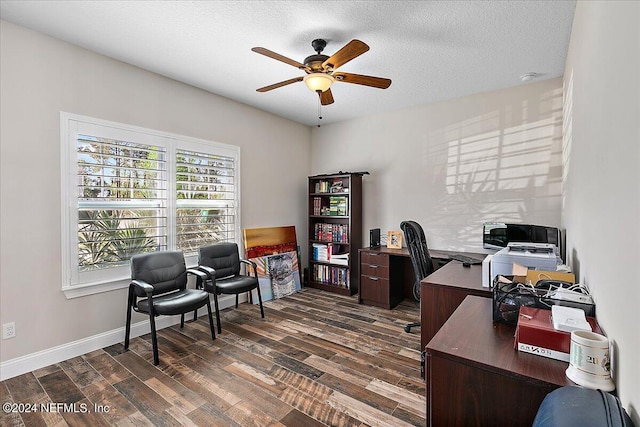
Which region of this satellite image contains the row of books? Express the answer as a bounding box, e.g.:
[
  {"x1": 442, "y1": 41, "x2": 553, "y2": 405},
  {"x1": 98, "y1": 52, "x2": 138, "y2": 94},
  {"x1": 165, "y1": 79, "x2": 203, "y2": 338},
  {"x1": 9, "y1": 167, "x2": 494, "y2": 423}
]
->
[
  {"x1": 311, "y1": 243, "x2": 350, "y2": 265},
  {"x1": 311, "y1": 264, "x2": 350, "y2": 289},
  {"x1": 313, "y1": 223, "x2": 349, "y2": 243},
  {"x1": 312, "y1": 197, "x2": 348, "y2": 216},
  {"x1": 328, "y1": 196, "x2": 347, "y2": 216},
  {"x1": 312, "y1": 243, "x2": 329, "y2": 262},
  {"x1": 311, "y1": 197, "x2": 322, "y2": 215},
  {"x1": 314, "y1": 179, "x2": 348, "y2": 194}
]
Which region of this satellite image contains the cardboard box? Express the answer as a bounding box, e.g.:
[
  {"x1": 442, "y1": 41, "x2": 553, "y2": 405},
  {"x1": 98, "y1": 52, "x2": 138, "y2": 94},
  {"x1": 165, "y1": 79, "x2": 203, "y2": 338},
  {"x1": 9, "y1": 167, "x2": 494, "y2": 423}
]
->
[
  {"x1": 526, "y1": 269, "x2": 576, "y2": 286},
  {"x1": 514, "y1": 306, "x2": 601, "y2": 362}
]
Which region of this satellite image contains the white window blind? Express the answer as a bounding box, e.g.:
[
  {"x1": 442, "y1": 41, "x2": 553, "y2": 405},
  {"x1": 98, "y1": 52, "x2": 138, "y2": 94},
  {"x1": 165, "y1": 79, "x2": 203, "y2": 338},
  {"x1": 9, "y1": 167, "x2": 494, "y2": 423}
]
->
[
  {"x1": 61, "y1": 113, "x2": 240, "y2": 298},
  {"x1": 77, "y1": 135, "x2": 168, "y2": 272},
  {"x1": 176, "y1": 149, "x2": 236, "y2": 253}
]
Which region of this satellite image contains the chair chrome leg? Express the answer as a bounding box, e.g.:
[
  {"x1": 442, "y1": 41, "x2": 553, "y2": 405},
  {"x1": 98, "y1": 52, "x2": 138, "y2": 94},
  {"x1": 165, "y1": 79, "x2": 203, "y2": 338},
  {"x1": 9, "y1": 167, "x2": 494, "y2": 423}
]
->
[
  {"x1": 149, "y1": 313, "x2": 159, "y2": 366},
  {"x1": 256, "y1": 285, "x2": 265, "y2": 319},
  {"x1": 213, "y1": 292, "x2": 222, "y2": 334},
  {"x1": 124, "y1": 287, "x2": 134, "y2": 350},
  {"x1": 206, "y1": 298, "x2": 216, "y2": 340},
  {"x1": 235, "y1": 294, "x2": 239, "y2": 308}
]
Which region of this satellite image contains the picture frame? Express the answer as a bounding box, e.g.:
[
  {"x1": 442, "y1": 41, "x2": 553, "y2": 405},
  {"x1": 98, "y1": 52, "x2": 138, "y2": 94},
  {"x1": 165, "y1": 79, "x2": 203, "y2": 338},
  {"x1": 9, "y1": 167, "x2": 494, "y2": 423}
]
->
[{"x1": 387, "y1": 230, "x2": 403, "y2": 249}]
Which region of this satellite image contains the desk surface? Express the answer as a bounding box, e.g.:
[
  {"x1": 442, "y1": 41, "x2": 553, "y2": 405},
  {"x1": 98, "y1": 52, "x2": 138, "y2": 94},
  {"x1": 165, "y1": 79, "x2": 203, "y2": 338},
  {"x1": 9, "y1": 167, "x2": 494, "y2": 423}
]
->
[
  {"x1": 428, "y1": 295, "x2": 571, "y2": 387},
  {"x1": 363, "y1": 246, "x2": 486, "y2": 261},
  {"x1": 421, "y1": 258, "x2": 489, "y2": 291},
  {"x1": 426, "y1": 296, "x2": 571, "y2": 426},
  {"x1": 420, "y1": 262, "x2": 491, "y2": 353}
]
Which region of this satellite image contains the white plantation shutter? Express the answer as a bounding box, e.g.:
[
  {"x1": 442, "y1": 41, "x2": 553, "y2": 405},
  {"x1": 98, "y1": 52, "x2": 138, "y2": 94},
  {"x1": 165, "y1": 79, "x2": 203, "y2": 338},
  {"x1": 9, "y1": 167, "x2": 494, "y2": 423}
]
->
[
  {"x1": 77, "y1": 134, "x2": 168, "y2": 271},
  {"x1": 175, "y1": 149, "x2": 237, "y2": 254},
  {"x1": 61, "y1": 113, "x2": 240, "y2": 298}
]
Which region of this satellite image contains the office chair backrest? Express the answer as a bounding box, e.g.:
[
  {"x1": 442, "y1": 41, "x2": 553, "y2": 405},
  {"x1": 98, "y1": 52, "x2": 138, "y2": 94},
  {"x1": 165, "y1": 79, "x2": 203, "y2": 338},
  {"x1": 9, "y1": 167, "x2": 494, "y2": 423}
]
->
[
  {"x1": 198, "y1": 242, "x2": 241, "y2": 278},
  {"x1": 130, "y1": 251, "x2": 187, "y2": 297},
  {"x1": 400, "y1": 221, "x2": 435, "y2": 285}
]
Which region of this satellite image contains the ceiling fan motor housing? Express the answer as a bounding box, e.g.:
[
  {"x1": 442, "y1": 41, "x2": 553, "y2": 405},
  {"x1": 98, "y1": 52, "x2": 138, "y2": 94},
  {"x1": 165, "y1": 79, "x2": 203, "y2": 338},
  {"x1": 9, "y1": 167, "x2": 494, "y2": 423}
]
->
[
  {"x1": 304, "y1": 54, "x2": 329, "y2": 71},
  {"x1": 305, "y1": 39, "x2": 330, "y2": 72}
]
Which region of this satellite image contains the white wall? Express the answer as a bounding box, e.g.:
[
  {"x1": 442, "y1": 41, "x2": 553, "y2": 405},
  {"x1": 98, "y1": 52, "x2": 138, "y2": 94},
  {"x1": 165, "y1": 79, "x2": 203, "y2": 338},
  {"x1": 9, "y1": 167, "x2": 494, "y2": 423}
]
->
[
  {"x1": 562, "y1": 1, "x2": 639, "y2": 420},
  {"x1": 312, "y1": 78, "x2": 564, "y2": 252},
  {"x1": 0, "y1": 20, "x2": 311, "y2": 363}
]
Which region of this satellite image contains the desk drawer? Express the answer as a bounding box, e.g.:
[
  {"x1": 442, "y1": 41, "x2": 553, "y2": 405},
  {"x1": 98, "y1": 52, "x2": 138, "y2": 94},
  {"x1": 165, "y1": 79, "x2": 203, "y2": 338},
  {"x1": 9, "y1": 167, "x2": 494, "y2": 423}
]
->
[
  {"x1": 360, "y1": 276, "x2": 390, "y2": 305},
  {"x1": 361, "y1": 264, "x2": 389, "y2": 278},
  {"x1": 360, "y1": 251, "x2": 389, "y2": 266}
]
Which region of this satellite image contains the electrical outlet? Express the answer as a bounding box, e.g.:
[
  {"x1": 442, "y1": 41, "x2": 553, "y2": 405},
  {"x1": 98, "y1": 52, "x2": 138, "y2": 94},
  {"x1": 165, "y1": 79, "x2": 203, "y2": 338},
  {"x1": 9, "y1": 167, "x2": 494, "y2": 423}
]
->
[{"x1": 2, "y1": 322, "x2": 16, "y2": 339}]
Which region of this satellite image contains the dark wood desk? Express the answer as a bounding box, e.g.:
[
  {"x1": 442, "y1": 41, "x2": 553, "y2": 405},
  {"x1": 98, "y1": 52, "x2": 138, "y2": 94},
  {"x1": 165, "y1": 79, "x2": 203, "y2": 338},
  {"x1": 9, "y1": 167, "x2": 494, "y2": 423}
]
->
[
  {"x1": 420, "y1": 261, "x2": 492, "y2": 354},
  {"x1": 358, "y1": 247, "x2": 466, "y2": 309},
  {"x1": 426, "y1": 296, "x2": 572, "y2": 426}
]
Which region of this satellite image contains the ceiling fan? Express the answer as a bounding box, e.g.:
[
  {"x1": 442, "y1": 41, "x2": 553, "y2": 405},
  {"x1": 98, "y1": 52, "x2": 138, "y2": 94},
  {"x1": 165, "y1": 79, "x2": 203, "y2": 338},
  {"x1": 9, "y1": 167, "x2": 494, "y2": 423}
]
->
[{"x1": 251, "y1": 39, "x2": 392, "y2": 106}]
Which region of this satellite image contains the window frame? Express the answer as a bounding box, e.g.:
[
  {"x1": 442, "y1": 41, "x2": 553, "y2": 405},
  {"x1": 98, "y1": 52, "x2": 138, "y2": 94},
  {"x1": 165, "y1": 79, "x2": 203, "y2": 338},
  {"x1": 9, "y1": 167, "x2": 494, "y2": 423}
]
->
[{"x1": 60, "y1": 112, "x2": 241, "y2": 299}]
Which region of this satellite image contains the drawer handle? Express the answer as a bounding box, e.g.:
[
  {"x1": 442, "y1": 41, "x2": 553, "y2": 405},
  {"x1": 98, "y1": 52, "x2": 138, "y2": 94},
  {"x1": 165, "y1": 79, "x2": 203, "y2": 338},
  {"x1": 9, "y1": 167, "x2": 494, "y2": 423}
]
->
[
  {"x1": 370, "y1": 265, "x2": 379, "y2": 268},
  {"x1": 369, "y1": 277, "x2": 379, "y2": 281}
]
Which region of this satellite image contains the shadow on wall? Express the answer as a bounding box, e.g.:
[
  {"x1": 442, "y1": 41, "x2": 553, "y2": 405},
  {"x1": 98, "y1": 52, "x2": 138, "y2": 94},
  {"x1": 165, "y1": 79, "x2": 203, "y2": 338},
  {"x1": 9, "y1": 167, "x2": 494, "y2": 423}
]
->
[{"x1": 423, "y1": 88, "x2": 564, "y2": 250}]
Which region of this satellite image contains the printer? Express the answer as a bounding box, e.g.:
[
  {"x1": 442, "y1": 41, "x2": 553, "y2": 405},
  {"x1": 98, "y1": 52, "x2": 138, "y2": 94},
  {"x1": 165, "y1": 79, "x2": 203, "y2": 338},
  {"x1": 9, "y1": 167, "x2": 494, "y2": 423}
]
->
[{"x1": 490, "y1": 242, "x2": 561, "y2": 283}]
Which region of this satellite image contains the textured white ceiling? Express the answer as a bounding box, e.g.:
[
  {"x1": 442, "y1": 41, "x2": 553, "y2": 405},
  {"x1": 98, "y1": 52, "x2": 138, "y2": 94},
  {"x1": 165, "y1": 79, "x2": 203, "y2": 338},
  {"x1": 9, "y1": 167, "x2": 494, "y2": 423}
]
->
[{"x1": 0, "y1": 1, "x2": 576, "y2": 126}]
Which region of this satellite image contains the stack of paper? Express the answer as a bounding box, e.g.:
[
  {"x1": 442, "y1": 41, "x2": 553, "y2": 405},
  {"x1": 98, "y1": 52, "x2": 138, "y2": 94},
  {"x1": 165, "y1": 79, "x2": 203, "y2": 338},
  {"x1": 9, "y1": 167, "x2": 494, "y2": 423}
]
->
[{"x1": 551, "y1": 305, "x2": 592, "y2": 333}]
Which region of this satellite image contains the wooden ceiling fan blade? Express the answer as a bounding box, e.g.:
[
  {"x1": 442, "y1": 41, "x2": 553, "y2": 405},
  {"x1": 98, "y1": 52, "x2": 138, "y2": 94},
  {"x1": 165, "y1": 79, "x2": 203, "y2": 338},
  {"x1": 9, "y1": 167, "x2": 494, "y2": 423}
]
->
[
  {"x1": 256, "y1": 76, "x2": 304, "y2": 92},
  {"x1": 322, "y1": 39, "x2": 369, "y2": 71},
  {"x1": 252, "y1": 47, "x2": 308, "y2": 70},
  {"x1": 320, "y1": 88, "x2": 334, "y2": 105},
  {"x1": 334, "y1": 72, "x2": 392, "y2": 89}
]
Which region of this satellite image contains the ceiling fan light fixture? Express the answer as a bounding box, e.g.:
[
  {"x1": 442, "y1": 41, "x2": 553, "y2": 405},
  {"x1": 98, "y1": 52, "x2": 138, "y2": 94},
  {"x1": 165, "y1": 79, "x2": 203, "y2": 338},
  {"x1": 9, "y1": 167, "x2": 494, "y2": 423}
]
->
[{"x1": 303, "y1": 73, "x2": 334, "y2": 92}]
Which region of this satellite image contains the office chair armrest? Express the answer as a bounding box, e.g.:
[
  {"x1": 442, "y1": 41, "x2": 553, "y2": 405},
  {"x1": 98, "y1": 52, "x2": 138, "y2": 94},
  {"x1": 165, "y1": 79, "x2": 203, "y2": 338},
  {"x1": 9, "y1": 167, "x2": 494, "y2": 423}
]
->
[
  {"x1": 196, "y1": 265, "x2": 217, "y2": 293},
  {"x1": 196, "y1": 265, "x2": 216, "y2": 280},
  {"x1": 130, "y1": 279, "x2": 154, "y2": 296},
  {"x1": 240, "y1": 258, "x2": 258, "y2": 278},
  {"x1": 187, "y1": 268, "x2": 208, "y2": 289}
]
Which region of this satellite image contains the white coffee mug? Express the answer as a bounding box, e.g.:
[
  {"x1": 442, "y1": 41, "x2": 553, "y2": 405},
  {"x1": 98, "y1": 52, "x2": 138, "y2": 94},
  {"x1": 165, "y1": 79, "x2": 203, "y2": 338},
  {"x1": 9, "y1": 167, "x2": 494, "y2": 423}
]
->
[{"x1": 566, "y1": 330, "x2": 615, "y2": 391}]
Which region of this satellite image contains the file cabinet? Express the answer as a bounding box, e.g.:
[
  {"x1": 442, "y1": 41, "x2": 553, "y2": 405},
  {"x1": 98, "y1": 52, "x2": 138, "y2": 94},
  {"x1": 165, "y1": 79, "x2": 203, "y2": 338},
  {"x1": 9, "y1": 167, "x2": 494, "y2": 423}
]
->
[{"x1": 359, "y1": 249, "x2": 404, "y2": 309}]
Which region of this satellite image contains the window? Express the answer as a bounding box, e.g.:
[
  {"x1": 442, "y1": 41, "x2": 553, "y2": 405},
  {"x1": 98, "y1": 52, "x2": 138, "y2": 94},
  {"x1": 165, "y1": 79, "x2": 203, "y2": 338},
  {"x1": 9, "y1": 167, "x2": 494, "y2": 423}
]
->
[{"x1": 61, "y1": 113, "x2": 240, "y2": 298}]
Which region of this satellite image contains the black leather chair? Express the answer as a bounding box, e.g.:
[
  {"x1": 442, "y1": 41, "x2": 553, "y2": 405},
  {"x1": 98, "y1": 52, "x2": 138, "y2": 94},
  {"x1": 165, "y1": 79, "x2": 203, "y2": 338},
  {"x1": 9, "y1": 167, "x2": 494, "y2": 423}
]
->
[
  {"x1": 125, "y1": 251, "x2": 216, "y2": 365},
  {"x1": 197, "y1": 242, "x2": 264, "y2": 334},
  {"x1": 400, "y1": 221, "x2": 435, "y2": 333}
]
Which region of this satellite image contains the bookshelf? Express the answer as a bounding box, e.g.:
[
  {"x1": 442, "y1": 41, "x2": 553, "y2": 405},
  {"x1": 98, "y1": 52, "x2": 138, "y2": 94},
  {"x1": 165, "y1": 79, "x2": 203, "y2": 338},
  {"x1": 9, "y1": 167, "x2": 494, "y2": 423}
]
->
[{"x1": 308, "y1": 172, "x2": 363, "y2": 296}]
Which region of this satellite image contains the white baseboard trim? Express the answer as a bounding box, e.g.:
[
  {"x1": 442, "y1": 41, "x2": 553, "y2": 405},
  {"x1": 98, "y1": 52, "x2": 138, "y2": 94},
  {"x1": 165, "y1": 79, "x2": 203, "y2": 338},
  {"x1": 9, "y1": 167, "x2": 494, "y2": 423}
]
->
[{"x1": 0, "y1": 294, "x2": 244, "y2": 381}]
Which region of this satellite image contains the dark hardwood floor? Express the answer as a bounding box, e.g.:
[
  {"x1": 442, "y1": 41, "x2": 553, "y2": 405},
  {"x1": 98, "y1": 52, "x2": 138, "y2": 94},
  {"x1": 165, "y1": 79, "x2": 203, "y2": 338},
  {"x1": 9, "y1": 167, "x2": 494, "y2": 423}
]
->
[{"x1": 0, "y1": 288, "x2": 425, "y2": 426}]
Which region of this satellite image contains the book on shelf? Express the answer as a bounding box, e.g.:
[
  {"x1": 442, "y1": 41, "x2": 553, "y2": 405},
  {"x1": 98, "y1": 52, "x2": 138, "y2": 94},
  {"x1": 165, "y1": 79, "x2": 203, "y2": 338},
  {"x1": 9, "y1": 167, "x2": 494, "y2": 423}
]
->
[
  {"x1": 329, "y1": 248, "x2": 349, "y2": 266},
  {"x1": 328, "y1": 196, "x2": 347, "y2": 216},
  {"x1": 312, "y1": 243, "x2": 349, "y2": 266},
  {"x1": 312, "y1": 197, "x2": 322, "y2": 215},
  {"x1": 315, "y1": 180, "x2": 335, "y2": 193},
  {"x1": 311, "y1": 264, "x2": 349, "y2": 289},
  {"x1": 330, "y1": 257, "x2": 349, "y2": 266},
  {"x1": 313, "y1": 223, "x2": 349, "y2": 243},
  {"x1": 312, "y1": 243, "x2": 329, "y2": 262}
]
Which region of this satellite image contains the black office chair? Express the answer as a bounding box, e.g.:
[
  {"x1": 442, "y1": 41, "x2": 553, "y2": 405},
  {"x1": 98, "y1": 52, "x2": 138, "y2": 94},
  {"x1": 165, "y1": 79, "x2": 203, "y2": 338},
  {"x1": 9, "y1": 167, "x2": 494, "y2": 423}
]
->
[
  {"x1": 125, "y1": 251, "x2": 216, "y2": 365},
  {"x1": 400, "y1": 221, "x2": 435, "y2": 333},
  {"x1": 197, "y1": 242, "x2": 264, "y2": 334}
]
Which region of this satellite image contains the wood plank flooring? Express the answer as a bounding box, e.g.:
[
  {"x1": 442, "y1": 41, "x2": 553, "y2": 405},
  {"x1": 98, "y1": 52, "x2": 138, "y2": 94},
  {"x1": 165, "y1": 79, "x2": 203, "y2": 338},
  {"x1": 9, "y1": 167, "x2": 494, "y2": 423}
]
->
[{"x1": 0, "y1": 288, "x2": 425, "y2": 427}]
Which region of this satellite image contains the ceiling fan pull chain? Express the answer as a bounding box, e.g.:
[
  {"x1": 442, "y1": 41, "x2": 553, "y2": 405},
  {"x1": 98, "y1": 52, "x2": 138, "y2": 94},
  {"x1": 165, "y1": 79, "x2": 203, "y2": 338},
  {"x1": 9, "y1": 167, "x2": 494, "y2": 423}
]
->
[{"x1": 317, "y1": 91, "x2": 323, "y2": 127}]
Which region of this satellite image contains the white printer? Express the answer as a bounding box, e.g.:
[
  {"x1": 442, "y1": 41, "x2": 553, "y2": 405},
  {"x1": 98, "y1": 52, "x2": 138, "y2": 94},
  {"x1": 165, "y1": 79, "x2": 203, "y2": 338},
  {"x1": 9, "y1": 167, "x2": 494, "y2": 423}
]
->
[{"x1": 490, "y1": 242, "x2": 561, "y2": 283}]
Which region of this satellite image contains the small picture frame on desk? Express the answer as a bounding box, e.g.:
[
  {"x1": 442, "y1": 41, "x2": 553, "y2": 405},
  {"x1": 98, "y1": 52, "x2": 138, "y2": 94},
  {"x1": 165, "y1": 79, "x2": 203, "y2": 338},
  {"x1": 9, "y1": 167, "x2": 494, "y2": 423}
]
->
[{"x1": 387, "y1": 230, "x2": 403, "y2": 249}]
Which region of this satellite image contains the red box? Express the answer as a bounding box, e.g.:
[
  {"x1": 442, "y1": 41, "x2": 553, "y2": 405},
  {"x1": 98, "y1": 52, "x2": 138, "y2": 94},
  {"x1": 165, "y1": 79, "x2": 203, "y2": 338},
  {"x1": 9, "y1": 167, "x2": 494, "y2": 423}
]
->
[{"x1": 514, "y1": 306, "x2": 601, "y2": 361}]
